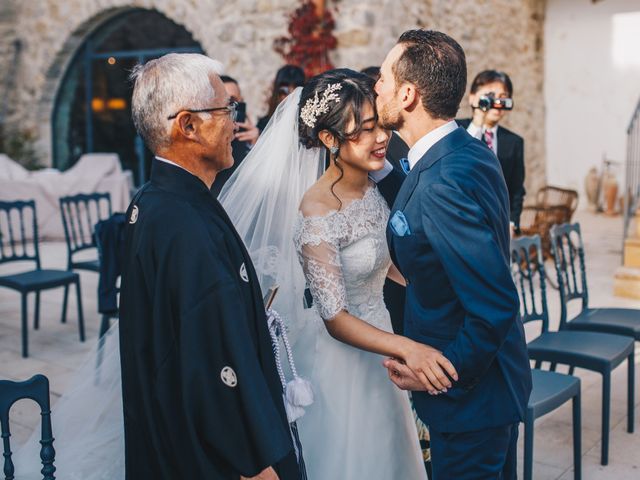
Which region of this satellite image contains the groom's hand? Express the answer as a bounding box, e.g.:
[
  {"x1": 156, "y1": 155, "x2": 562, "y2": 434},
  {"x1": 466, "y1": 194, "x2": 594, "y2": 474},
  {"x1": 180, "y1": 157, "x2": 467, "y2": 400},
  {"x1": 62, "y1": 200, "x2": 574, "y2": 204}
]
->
[
  {"x1": 384, "y1": 358, "x2": 430, "y2": 392},
  {"x1": 384, "y1": 353, "x2": 457, "y2": 395},
  {"x1": 399, "y1": 342, "x2": 458, "y2": 393}
]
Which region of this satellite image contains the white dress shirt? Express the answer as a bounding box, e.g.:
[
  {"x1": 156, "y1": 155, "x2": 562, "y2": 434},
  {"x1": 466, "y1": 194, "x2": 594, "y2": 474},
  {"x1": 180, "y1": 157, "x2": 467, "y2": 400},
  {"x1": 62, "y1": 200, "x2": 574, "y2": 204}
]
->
[
  {"x1": 369, "y1": 121, "x2": 458, "y2": 181},
  {"x1": 466, "y1": 122, "x2": 498, "y2": 155},
  {"x1": 407, "y1": 120, "x2": 458, "y2": 170},
  {"x1": 155, "y1": 156, "x2": 193, "y2": 174},
  {"x1": 369, "y1": 159, "x2": 394, "y2": 182}
]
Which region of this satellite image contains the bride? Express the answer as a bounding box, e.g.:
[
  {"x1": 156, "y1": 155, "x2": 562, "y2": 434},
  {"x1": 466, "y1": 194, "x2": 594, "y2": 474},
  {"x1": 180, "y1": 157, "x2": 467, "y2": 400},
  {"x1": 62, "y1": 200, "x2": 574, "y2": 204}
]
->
[
  {"x1": 220, "y1": 68, "x2": 456, "y2": 479},
  {"x1": 13, "y1": 68, "x2": 455, "y2": 480}
]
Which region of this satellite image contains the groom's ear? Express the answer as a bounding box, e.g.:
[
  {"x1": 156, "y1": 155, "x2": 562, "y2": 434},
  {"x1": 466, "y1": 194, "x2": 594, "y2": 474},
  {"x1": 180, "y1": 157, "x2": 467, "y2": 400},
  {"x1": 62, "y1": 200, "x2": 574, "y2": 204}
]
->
[{"x1": 399, "y1": 83, "x2": 419, "y2": 111}]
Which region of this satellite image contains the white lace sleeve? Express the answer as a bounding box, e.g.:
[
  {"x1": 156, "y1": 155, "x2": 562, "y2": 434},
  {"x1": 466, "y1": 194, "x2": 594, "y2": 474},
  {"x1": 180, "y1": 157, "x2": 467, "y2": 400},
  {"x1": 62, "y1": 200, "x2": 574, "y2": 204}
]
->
[{"x1": 294, "y1": 215, "x2": 347, "y2": 320}]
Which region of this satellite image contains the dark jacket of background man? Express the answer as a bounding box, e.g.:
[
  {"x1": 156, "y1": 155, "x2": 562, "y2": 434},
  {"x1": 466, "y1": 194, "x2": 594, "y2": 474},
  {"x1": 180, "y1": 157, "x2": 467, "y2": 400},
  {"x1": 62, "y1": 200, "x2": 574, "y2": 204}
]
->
[{"x1": 457, "y1": 120, "x2": 525, "y2": 231}]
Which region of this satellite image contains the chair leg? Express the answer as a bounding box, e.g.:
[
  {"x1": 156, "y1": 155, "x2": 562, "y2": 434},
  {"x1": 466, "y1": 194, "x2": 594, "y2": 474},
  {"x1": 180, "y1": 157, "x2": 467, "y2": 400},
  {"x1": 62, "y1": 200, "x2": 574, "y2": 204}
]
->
[
  {"x1": 573, "y1": 390, "x2": 582, "y2": 480},
  {"x1": 628, "y1": 351, "x2": 635, "y2": 434},
  {"x1": 61, "y1": 285, "x2": 69, "y2": 323},
  {"x1": 523, "y1": 414, "x2": 534, "y2": 480},
  {"x1": 75, "y1": 280, "x2": 85, "y2": 342},
  {"x1": 95, "y1": 316, "x2": 111, "y2": 382},
  {"x1": 601, "y1": 371, "x2": 611, "y2": 465},
  {"x1": 34, "y1": 290, "x2": 41, "y2": 330},
  {"x1": 21, "y1": 293, "x2": 28, "y2": 358},
  {"x1": 99, "y1": 314, "x2": 111, "y2": 339}
]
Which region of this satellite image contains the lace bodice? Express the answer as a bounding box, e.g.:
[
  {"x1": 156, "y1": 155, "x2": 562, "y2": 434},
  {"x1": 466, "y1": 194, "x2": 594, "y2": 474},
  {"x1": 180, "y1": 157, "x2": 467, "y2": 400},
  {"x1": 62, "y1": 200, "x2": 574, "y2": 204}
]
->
[{"x1": 293, "y1": 185, "x2": 391, "y2": 327}]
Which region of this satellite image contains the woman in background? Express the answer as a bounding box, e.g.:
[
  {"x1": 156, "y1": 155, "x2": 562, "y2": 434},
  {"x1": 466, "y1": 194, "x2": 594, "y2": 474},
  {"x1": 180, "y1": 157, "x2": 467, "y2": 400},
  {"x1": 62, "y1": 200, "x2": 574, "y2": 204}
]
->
[{"x1": 257, "y1": 64, "x2": 305, "y2": 132}]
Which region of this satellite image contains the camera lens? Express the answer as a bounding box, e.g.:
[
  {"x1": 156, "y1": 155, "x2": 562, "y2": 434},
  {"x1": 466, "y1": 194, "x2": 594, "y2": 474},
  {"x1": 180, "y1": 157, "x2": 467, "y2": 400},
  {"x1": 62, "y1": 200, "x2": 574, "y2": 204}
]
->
[{"x1": 478, "y1": 96, "x2": 492, "y2": 112}]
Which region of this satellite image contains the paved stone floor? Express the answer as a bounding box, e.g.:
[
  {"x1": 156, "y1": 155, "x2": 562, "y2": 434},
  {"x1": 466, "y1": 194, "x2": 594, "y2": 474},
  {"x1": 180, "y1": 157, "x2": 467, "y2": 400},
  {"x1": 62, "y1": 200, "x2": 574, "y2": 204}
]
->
[{"x1": 1, "y1": 210, "x2": 639, "y2": 479}]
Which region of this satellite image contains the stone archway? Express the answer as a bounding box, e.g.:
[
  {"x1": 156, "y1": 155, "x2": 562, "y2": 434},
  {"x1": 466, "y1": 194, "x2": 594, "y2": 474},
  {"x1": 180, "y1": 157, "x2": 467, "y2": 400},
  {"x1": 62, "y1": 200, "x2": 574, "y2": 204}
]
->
[
  {"x1": 3, "y1": 0, "x2": 294, "y2": 169},
  {"x1": 33, "y1": 6, "x2": 207, "y2": 179},
  {"x1": 44, "y1": 8, "x2": 204, "y2": 183}
]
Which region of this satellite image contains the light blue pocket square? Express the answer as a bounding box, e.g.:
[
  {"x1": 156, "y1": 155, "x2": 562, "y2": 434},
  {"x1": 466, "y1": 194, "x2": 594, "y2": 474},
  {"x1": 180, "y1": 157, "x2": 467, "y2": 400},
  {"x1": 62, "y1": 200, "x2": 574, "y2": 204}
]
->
[{"x1": 390, "y1": 210, "x2": 411, "y2": 236}]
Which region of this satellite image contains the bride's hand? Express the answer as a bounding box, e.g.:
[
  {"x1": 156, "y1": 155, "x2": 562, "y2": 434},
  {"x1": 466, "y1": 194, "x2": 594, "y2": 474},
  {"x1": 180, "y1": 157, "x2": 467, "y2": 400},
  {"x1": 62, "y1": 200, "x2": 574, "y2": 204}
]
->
[
  {"x1": 398, "y1": 341, "x2": 458, "y2": 393},
  {"x1": 384, "y1": 357, "x2": 428, "y2": 392}
]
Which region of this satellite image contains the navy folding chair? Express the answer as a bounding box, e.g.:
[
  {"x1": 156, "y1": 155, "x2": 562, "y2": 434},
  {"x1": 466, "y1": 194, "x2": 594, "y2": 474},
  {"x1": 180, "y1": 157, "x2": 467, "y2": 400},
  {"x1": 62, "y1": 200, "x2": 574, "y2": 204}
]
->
[
  {"x1": 59, "y1": 193, "x2": 111, "y2": 324},
  {"x1": 0, "y1": 200, "x2": 85, "y2": 357},
  {"x1": 0, "y1": 374, "x2": 55, "y2": 479},
  {"x1": 511, "y1": 235, "x2": 582, "y2": 479},
  {"x1": 550, "y1": 222, "x2": 640, "y2": 339},
  {"x1": 59, "y1": 192, "x2": 112, "y2": 273},
  {"x1": 512, "y1": 234, "x2": 634, "y2": 466}
]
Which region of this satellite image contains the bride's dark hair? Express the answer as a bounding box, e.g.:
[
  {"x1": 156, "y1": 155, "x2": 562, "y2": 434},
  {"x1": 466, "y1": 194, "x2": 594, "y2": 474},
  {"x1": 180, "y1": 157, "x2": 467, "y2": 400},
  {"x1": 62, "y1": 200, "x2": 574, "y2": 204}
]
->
[
  {"x1": 298, "y1": 68, "x2": 377, "y2": 149},
  {"x1": 298, "y1": 69, "x2": 377, "y2": 209}
]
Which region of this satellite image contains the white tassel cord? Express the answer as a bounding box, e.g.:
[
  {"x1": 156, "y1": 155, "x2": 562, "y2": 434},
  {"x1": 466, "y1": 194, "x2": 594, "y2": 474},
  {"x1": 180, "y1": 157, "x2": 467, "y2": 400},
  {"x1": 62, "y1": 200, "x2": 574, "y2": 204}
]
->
[{"x1": 267, "y1": 308, "x2": 314, "y2": 422}]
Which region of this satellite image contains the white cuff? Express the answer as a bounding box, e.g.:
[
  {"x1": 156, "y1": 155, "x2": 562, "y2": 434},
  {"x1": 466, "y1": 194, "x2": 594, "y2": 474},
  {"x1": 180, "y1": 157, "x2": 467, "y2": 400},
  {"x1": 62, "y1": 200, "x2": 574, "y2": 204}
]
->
[{"x1": 369, "y1": 159, "x2": 394, "y2": 183}]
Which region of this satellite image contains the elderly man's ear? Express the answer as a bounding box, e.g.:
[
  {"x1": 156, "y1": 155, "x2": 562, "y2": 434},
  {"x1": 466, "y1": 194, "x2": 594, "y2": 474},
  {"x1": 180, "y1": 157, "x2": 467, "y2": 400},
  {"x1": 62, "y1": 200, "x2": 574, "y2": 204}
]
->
[{"x1": 174, "y1": 112, "x2": 201, "y2": 140}]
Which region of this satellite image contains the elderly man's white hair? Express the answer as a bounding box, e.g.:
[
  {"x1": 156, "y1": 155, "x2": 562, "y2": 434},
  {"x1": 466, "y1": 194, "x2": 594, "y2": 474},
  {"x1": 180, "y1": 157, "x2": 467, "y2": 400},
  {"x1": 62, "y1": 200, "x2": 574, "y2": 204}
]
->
[{"x1": 130, "y1": 53, "x2": 225, "y2": 153}]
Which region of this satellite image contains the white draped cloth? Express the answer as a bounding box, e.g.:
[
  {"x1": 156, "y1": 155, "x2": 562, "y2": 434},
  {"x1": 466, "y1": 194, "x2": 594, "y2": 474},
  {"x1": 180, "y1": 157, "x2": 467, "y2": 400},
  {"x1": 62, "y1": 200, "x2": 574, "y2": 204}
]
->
[{"x1": 0, "y1": 153, "x2": 132, "y2": 240}]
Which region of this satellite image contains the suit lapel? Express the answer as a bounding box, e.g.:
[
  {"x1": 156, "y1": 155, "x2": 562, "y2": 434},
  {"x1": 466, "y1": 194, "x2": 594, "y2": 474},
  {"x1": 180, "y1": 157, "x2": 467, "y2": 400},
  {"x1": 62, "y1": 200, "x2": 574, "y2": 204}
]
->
[
  {"x1": 386, "y1": 132, "x2": 410, "y2": 171},
  {"x1": 387, "y1": 127, "x2": 472, "y2": 254},
  {"x1": 391, "y1": 127, "x2": 471, "y2": 213},
  {"x1": 386, "y1": 167, "x2": 420, "y2": 263}
]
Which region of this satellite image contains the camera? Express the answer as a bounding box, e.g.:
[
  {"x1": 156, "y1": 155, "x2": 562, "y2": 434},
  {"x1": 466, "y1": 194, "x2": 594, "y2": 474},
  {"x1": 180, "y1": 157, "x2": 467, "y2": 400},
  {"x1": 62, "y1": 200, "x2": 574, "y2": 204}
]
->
[
  {"x1": 235, "y1": 102, "x2": 246, "y2": 124},
  {"x1": 477, "y1": 95, "x2": 513, "y2": 112}
]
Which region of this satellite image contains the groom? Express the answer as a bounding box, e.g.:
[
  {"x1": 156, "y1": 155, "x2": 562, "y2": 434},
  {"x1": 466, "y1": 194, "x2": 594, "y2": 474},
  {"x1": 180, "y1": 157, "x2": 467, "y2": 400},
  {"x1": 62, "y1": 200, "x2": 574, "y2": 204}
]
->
[{"x1": 376, "y1": 30, "x2": 532, "y2": 478}]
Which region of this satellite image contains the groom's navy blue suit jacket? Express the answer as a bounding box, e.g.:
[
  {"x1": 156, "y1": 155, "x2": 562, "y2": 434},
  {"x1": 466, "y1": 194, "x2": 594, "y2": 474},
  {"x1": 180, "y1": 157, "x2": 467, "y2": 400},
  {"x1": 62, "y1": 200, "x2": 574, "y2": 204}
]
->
[{"x1": 385, "y1": 127, "x2": 532, "y2": 433}]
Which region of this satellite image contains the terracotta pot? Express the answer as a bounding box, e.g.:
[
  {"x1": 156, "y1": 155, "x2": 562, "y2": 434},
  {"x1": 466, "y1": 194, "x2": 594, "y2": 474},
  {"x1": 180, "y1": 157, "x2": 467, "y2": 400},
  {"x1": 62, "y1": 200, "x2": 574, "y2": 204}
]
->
[
  {"x1": 584, "y1": 167, "x2": 599, "y2": 211},
  {"x1": 603, "y1": 173, "x2": 619, "y2": 215}
]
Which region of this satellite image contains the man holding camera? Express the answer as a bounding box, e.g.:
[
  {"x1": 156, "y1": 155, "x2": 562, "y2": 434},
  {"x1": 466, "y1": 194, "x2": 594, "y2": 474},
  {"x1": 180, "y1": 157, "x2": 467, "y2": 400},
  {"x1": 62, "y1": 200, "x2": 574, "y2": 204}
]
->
[
  {"x1": 457, "y1": 70, "x2": 525, "y2": 235},
  {"x1": 211, "y1": 75, "x2": 259, "y2": 196}
]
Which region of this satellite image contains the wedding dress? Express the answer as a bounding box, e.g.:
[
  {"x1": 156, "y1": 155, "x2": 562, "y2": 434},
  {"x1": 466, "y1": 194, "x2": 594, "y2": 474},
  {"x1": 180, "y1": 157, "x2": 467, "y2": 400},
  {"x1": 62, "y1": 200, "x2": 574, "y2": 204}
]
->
[{"x1": 293, "y1": 185, "x2": 427, "y2": 479}]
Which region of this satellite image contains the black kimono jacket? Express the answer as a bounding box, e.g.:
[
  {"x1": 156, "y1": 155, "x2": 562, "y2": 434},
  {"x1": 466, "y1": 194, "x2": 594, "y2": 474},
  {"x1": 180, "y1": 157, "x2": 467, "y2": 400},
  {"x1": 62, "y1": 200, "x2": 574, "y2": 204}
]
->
[{"x1": 119, "y1": 159, "x2": 300, "y2": 479}]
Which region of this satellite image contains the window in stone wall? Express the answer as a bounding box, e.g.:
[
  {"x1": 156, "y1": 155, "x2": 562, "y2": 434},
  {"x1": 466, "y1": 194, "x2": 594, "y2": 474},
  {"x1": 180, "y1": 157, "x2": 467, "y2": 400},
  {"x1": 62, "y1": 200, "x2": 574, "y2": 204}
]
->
[{"x1": 52, "y1": 8, "x2": 203, "y2": 185}]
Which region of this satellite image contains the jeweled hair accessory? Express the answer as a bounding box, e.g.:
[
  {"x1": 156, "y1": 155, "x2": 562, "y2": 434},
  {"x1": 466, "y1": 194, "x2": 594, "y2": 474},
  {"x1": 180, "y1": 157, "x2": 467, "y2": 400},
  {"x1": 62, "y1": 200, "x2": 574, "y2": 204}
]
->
[{"x1": 300, "y1": 83, "x2": 343, "y2": 129}]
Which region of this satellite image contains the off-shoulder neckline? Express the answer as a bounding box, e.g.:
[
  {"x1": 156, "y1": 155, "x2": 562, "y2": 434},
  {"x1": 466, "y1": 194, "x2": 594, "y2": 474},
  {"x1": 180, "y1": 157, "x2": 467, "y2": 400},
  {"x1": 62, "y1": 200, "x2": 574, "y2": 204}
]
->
[{"x1": 298, "y1": 183, "x2": 379, "y2": 222}]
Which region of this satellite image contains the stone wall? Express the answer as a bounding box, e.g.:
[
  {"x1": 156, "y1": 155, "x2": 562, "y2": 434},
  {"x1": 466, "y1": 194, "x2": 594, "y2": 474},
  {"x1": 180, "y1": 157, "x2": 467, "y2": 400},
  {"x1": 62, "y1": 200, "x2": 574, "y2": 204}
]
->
[
  {"x1": 334, "y1": 0, "x2": 547, "y2": 196},
  {"x1": 0, "y1": 0, "x2": 546, "y2": 195}
]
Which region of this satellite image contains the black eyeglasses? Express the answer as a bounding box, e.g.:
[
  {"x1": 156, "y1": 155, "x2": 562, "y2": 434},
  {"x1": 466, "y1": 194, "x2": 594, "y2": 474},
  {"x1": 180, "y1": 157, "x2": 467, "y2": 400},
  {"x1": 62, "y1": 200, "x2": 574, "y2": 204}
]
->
[{"x1": 167, "y1": 101, "x2": 238, "y2": 121}]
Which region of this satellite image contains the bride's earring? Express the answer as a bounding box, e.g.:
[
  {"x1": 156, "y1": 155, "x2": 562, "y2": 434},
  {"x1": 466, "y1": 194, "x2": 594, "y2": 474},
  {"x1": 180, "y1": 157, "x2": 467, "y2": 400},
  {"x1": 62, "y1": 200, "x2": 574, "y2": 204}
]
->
[{"x1": 329, "y1": 145, "x2": 339, "y2": 156}]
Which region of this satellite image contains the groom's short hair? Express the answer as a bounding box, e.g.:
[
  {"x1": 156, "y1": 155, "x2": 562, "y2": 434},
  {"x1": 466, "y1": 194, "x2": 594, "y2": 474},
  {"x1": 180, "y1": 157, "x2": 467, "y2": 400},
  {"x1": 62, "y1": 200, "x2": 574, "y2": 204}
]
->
[{"x1": 394, "y1": 30, "x2": 467, "y2": 120}]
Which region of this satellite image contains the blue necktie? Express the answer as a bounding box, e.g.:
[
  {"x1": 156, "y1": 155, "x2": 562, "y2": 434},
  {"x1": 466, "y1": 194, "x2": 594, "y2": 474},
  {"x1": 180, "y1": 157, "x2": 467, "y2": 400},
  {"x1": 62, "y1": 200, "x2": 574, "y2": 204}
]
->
[{"x1": 399, "y1": 157, "x2": 410, "y2": 175}]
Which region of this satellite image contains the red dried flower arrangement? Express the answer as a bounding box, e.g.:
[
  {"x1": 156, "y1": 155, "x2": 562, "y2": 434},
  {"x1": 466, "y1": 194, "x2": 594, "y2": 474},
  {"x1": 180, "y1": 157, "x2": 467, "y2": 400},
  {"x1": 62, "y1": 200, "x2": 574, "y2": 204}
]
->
[{"x1": 274, "y1": 0, "x2": 338, "y2": 79}]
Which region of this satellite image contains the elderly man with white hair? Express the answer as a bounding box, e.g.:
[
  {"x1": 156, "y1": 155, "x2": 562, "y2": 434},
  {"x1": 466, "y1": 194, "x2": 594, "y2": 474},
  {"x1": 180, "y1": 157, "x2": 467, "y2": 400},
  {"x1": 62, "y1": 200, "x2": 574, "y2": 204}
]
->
[{"x1": 119, "y1": 53, "x2": 301, "y2": 480}]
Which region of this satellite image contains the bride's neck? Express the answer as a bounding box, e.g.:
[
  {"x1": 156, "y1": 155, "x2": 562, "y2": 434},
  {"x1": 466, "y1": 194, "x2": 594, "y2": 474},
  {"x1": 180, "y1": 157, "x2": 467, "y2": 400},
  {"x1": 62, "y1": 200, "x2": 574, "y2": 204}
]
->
[{"x1": 326, "y1": 161, "x2": 370, "y2": 192}]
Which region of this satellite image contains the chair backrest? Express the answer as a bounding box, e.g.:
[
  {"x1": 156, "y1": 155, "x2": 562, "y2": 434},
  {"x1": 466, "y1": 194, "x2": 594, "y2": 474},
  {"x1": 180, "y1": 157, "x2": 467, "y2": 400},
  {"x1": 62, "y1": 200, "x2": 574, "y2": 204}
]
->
[
  {"x1": 510, "y1": 234, "x2": 551, "y2": 334},
  {"x1": 0, "y1": 200, "x2": 40, "y2": 269},
  {"x1": 536, "y1": 186, "x2": 579, "y2": 221},
  {"x1": 550, "y1": 222, "x2": 588, "y2": 328},
  {"x1": 59, "y1": 192, "x2": 112, "y2": 268},
  {"x1": 0, "y1": 374, "x2": 55, "y2": 480}
]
